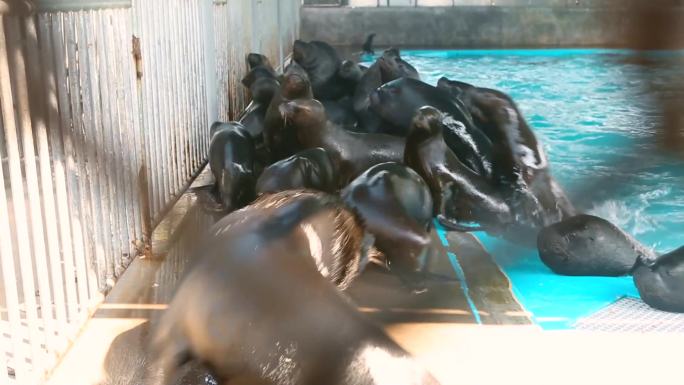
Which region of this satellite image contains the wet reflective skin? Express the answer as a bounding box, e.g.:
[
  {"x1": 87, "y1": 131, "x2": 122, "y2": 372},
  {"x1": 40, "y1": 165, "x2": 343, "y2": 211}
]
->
[
  {"x1": 208, "y1": 122, "x2": 256, "y2": 213},
  {"x1": 341, "y1": 162, "x2": 435, "y2": 289},
  {"x1": 264, "y1": 62, "x2": 314, "y2": 162},
  {"x1": 278, "y1": 98, "x2": 405, "y2": 188},
  {"x1": 633, "y1": 245, "x2": 684, "y2": 313},
  {"x1": 256, "y1": 148, "x2": 338, "y2": 195},
  {"x1": 404, "y1": 106, "x2": 512, "y2": 232},
  {"x1": 537, "y1": 214, "x2": 655, "y2": 277}
]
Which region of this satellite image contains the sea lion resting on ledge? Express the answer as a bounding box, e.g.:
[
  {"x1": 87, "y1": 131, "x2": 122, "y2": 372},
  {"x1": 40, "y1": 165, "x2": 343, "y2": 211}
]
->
[
  {"x1": 152, "y1": 193, "x2": 440, "y2": 385},
  {"x1": 278, "y1": 98, "x2": 405, "y2": 188}
]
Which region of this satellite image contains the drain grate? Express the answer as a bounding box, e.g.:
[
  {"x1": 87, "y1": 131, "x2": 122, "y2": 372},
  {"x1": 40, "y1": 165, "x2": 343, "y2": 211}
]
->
[{"x1": 574, "y1": 297, "x2": 684, "y2": 333}]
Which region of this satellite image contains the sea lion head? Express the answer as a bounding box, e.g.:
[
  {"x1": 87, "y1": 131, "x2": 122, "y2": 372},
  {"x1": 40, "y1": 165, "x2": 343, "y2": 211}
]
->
[
  {"x1": 242, "y1": 67, "x2": 280, "y2": 105},
  {"x1": 279, "y1": 98, "x2": 327, "y2": 134},
  {"x1": 409, "y1": 106, "x2": 444, "y2": 139},
  {"x1": 281, "y1": 62, "x2": 312, "y2": 99},
  {"x1": 246, "y1": 52, "x2": 272, "y2": 71}
]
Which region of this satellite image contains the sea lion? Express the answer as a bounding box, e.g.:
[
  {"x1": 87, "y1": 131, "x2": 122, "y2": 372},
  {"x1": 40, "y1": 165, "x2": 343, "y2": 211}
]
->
[
  {"x1": 378, "y1": 48, "x2": 420, "y2": 82},
  {"x1": 322, "y1": 97, "x2": 358, "y2": 128},
  {"x1": 362, "y1": 33, "x2": 376, "y2": 55},
  {"x1": 255, "y1": 148, "x2": 337, "y2": 195},
  {"x1": 246, "y1": 52, "x2": 275, "y2": 72},
  {"x1": 351, "y1": 61, "x2": 403, "y2": 134},
  {"x1": 279, "y1": 98, "x2": 405, "y2": 187},
  {"x1": 404, "y1": 106, "x2": 512, "y2": 232},
  {"x1": 292, "y1": 39, "x2": 347, "y2": 100},
  {"x1": 633, "y1": 245, "x2": 684, "y2": 313},
  {"x1": 242, "y1": 66, "x2": 280, "y2": 106},
  {"x1": 537, "y1": 214, "x2": 655, "y2": 276},
  {"x1": 437, "y1": 77, "x2": 576, "y2": 223},
  {"x1": 208, "y1": 122, "x2": 256, "y2": 212},
  {"x1": 263, "y1": 62, "x2": 314, "y2": 161},
  {"x1": 341, "y1": 162, "x2": 435, "y2": 288},
  {"x1": 152, "y1": 194, "x2": 440, "y2": 385}
]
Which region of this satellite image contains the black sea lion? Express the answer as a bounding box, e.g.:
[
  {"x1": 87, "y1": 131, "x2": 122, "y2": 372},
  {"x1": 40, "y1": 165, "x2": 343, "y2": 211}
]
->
[
  {"x1": 208, "y1": 122, "x2": 256, "y2": 212},
  {"x1": 633, "y1": 245, "x2": 684, "y2": 313},
  {"x1": 242, "y1": 66, "x2": 280, "y2": 106},
  {"x1": 378, "y1": 48, "x2": 420, "y2": 82},
  {"x1": 404, "y1": 106, "x2": 512, "y2": 232},
  {"x1": 264, "y1": 62, "x2": 314, "y2": 161},
  {"x1": 322, "y1": 97, "x2": 358, "y2": 128},
  {"x1": 256, "y1": 148, "x2": 337, "y2": 195},
  {"x1": 537, "y1": 214, "x2": 655, "y2": 276},
  {"x1": 437, "y1": 77, "x2": 576, "y2": 223},
  {"x1": 152, "y1": 194, "x2": 440, "y2": 385},
  {"x1": 246, "y1": 52, "x2": 275, "y2": 72},
  {"x1": 279, "y1": 98, "x2": 405, "y2": 187},
  {"x1": 351, "y1": 61, "x2": 403, "y2": 134},
  {"x1": 362, "y1": 33, "x2": 376, "y2": 55},
  {"x1": 292, "y1": 39, "x2": 347, "y2": 101},
  {"x1": 341, "y1": 162, "x2": 435, "y2": 288}
]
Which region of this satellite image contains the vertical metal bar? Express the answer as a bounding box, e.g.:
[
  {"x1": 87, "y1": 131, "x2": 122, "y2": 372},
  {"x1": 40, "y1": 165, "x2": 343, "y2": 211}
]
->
[
  {"x1": 50, "y1": 12, "x2": 85, "y2": 325},
  {"x1": 151, "y1": 0, "x2": 171, "y2": 213},
  {"x1": 76, "y1": 10, "x2": 112, "y2": 295},
  {"x1": 135, "y1": 0, "x2": 160, "y2": 222},
  {"x1": 0, "y1": 16, "x2": 45, "y2": 373},
  {"x1": 37, "y1": 12, "x2": 74, "y2": 338},
  {"x1": 0, "y1": 118, "x2": 28, "y2": 385},
  {"x1": 112, "y1": 8, "x2": 141, "y2": 261},
  {"x1": 106, "y1": 8, "x2": 134, "y2": 268},
  {"x1": 64, "y1": 11, "x2": 99, "y2": 309},
  {"x1": 124, "y1": 8, "x2": 148, "y2": 243},
  {"x1": 165, "y1": 1, "x2": 185, "y2": 190},
  {"x1": 195, "y1": 2, "x2": 209, "y2": 164},
  {"x1": 141, "y1": 0, "x2": 164, "y2": 220},
  {"x1": 24, "y1": 10, "x2": 70, "y2": 354},
  {"x1": 92, "y1": 9, "x2": 125, "y2": 279},
  {"x1": 183, "y1": 0, "x2": 199, "y2": 171},
  {"x1": 7, "y1": 15, "x2": 59, "y2": 372},
  {"x1": 158, "y1": 1, "x2": 177, "y2": 199}
]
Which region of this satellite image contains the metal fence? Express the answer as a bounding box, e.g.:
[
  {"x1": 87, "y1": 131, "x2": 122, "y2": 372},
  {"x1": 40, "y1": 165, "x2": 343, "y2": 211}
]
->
[{"x1": 0, "y1": 0, "x2": 300, "y2": 383}]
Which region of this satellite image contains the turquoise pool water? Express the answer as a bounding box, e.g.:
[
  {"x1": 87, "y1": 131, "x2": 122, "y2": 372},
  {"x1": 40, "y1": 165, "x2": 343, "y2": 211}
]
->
[{"x1": 363, "y1": 49, "x2": 684, "y2": 328}]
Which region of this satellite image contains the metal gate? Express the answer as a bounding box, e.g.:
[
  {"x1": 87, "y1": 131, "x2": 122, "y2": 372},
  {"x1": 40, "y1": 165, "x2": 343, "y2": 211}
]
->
[{"x1": 0, "y1": 0, "x2": 301, "y2": 383}]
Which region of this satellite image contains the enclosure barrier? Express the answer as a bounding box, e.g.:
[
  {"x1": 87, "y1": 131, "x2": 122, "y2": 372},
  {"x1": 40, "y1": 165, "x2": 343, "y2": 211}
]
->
[{"x1": 0, "y1": 0, "x2": 300, "y2": 383}]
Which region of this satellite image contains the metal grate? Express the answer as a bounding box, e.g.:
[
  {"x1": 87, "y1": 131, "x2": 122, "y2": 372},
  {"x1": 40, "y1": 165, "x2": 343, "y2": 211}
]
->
[{"x1": 575, "y1": 297, "x2": 684, "y2": 333}]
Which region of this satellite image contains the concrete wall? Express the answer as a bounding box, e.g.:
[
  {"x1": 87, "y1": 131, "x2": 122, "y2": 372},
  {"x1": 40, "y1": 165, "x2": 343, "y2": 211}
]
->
[{"x1": 301, "y1": 4, "x2": 684, "y2": 48}]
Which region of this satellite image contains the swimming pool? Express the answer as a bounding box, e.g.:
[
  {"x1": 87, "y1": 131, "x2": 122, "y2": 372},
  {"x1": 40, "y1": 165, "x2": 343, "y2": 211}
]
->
[{"x1": 363, "y1": 49, "x2": 684, "y2": 329}]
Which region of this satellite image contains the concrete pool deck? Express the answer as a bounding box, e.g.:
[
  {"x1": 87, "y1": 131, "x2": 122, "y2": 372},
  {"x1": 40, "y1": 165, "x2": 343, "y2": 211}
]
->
[{"x1": 45, "y1": 167, "x2": 684, "y2": 385}]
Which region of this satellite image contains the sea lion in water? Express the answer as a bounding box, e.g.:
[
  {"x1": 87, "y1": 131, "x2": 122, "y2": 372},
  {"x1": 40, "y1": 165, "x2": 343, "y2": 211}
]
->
[
  {"x1": 279, "y1": 98, "x2": 405, "y2": 187},
  {"x1": 404, "y1": 106, "x2": 512, "y2": 232},
  {"x1": 341, "y1": 162, "x2": 435, "y2": 289},
  {"x1": 208, "y1": 122, "x2": 256, "y2": 212},
  {"x1": 256, "y1": 148, "x2": 337, "y2": 195},
  {"x1": 264, "y1": 62, "x2": 314, "y2": 161},
  {"x1": 537, "y1": 214, "x2": 655, "y2": 276},
  {"x1": 362, "y1": 33, "x2": 376, "y2": 55},
  {"x1": 152, "y1": 194, "x2": 440, "y2": 385},
  {"x1": 633, "y1": 245, "x2": 684, "y2": 313},
  {"x1": 292, "y1": 39, "x2": 348, "y2": 101}
]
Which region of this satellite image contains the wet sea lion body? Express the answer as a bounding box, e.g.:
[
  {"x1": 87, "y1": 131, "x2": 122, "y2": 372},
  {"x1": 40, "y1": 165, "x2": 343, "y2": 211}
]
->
[
  {"x1": 537, "y1": 214, "x2": 654, "y2": 276},
  {"x1": 208, "y1": 123, "x2": 256, "y2": 212},
  {"x1": 256, "y1": 148, "x2": 338, "y2": 195},
  {"x1": 279, "y1": 98, "x2": 405, "y2": 187},
  {"x1": 404, "y1": 106, "x2": 512, "y2": 232},
  {"x1": 153, "y1": 194, "x2": 440, "y2": 385},
  {"x1": 342, "y1": 162, "x2": 435, "y2": 287},
  {"x1": 634, "y1": 245, "x2": 684, "y2": 313}
]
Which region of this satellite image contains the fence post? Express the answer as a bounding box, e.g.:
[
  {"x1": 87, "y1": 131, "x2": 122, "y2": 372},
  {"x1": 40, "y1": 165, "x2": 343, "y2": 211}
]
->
[{"x1": 202, "y1": 0, "x2": 218, "y2": 130}]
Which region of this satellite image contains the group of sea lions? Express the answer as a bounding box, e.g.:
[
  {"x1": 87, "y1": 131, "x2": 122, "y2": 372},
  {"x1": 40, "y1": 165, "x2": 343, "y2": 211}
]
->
[{"x1": 153, "y1": 37, "x2": 684, "y2": 385}]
